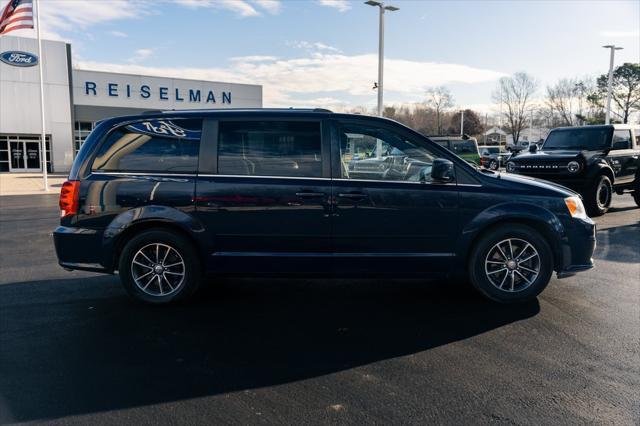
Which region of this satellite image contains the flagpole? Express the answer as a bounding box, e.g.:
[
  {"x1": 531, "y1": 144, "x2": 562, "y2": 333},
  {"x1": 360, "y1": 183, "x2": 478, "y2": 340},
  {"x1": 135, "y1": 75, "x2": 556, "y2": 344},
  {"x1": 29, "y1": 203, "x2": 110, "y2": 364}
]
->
[{"x1": 34, "y1": 0, "x2": 48, "y2": 191}]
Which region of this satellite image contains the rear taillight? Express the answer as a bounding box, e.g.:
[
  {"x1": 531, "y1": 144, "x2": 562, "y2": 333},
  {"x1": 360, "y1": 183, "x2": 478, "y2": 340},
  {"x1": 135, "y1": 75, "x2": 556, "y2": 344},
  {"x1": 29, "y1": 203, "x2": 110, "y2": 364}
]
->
[{"x1": 59, "y1": 180, "x2": 80, "y2": 217}]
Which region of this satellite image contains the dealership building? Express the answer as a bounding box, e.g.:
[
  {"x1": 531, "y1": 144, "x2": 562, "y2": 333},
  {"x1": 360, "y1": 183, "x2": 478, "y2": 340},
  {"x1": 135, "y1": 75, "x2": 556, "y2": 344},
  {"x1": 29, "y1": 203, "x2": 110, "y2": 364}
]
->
[{"x1": 0, "y1": 35, "x2": 263, "y2": 173}]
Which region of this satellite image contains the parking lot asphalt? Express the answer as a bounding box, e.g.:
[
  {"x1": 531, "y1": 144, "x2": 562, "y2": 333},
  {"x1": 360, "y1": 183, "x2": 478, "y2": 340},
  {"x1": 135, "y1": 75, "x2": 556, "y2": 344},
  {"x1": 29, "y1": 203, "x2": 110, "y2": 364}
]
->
[{"x1": 0, "y1": 194, "x2": 638, "y2": 425}]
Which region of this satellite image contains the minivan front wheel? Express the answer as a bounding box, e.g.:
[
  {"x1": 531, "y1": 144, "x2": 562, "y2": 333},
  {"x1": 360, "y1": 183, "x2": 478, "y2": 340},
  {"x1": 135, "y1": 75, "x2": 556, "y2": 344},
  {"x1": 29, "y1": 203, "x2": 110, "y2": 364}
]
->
[
  {"x1": 469, "y1": 224, "x2": 553, "y2": 303},
  {"x1": 118, "y1": 229, "x2": 202, "y2": 304}
]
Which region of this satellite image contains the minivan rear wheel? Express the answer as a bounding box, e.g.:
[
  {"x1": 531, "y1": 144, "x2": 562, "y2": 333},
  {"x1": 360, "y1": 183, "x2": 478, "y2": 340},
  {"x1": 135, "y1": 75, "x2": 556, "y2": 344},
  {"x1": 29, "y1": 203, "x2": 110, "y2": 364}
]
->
[
  {"x1": 469, "y1": 224, "x2": 553, "y2": 303},
  {"x1": 118, "y1": 229, "x2": 202, "y2": 304}
]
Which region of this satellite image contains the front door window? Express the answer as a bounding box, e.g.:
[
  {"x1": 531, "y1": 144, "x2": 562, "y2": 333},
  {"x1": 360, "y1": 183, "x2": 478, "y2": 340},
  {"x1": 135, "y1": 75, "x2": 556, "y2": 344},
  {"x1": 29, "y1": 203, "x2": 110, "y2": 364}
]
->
[{"x1": 339, "y1": 123, "x2": 438, "y2": 182}]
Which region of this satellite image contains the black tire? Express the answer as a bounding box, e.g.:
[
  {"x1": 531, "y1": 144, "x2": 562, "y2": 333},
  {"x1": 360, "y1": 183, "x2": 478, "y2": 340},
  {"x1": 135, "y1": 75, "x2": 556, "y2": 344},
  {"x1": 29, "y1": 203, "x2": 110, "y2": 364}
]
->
[
  {"x1": 489, "y1": 159, "x2": 499, "y2": 170},
  {"x1": 633, "y1": 178, "x2": 640, "y2": 208},
  {"x1": 118, "y1": 228, "x2": 202, "y2": 304},
  {"x1": 468, "y1": 224, "x2": 554, "y2": 303},
  {"x1": 584, "y1": 175, "x2": 612, "y2": 217}
]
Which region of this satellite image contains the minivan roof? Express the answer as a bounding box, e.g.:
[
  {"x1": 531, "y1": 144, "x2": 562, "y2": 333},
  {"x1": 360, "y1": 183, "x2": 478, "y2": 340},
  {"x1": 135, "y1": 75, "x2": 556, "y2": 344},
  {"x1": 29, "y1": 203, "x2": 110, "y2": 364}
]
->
[
  {"x1": 143, "y1": 107, "x2": 334, "y2": 115},
  {"x1": 94, "y1": 108, "x2": 398, "y2": 129}
]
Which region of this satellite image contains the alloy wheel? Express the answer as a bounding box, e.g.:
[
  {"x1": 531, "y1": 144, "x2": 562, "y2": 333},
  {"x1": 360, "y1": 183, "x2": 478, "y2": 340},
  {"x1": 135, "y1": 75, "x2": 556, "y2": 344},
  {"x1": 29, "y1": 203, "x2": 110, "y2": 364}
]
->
[
  {"x1": 484, "y1": 238, "x2": 540, "y2": 292},
  {"x1": 131, "y1": 243, "x2": 186, "y2": 297}
]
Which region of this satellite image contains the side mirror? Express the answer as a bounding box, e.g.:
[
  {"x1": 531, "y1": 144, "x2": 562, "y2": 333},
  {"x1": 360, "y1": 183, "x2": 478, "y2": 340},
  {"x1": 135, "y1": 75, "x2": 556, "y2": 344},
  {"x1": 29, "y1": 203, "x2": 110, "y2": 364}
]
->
[
  {"x1": 529, "y1": 144, "x2": 538, "y2": 153},
  {"x1": 431, "y1": 158, "x2": 455, "y2": 183}
]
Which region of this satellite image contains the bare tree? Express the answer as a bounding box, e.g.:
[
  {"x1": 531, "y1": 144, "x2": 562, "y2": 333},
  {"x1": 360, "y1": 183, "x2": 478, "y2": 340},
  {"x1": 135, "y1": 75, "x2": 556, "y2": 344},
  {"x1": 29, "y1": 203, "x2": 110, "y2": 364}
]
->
[
  {"x1": 425, "y1": 86, "x2": 454, "y2": 135},
  {"x1": 492, "y1": 72, "x2": 537, "y2": 144},
  {"x1": 546, "y1": 78, "x2": 580, "y2": 126},
  {"x1": 594, "y1": 63, "x2": 640, "y2": 123}
]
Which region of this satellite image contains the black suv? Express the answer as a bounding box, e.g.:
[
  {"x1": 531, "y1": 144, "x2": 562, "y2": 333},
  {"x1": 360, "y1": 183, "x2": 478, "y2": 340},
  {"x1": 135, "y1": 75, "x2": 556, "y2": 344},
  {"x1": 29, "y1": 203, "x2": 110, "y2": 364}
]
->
[
  {"x1": 506, "y1": 125, "x2": 640, "y2": 215},
  {"x1": 54, "y1": 109, "x2": 596, "y2": 305}
]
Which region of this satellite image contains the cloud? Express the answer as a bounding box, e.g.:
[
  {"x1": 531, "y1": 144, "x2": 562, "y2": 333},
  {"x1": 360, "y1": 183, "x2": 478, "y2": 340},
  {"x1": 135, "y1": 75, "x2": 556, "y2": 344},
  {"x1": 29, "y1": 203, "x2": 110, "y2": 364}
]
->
[
  {"x1": 288, "y1": 40, "x2": 342, "y2": 53},
  {"x1": 318, "y1": 0, "x2": 351, "y2": 12},
  {"x1": 128, "y1": 48, "x2": 154, "y2": 63},
  {"x1": 174, "y1": 0, "x2": 282, "y2": 17},
  {"x1": 109, "y1": 30, "x2": 128, "y2": 38},
  {"x1": 230, "y1": 55, "x2": 280, "y2": 62},
  {"x1": 6, "y1": 0, "x2": 150, "y2": 40},
  {"x1": 76, "y1": 52, "x2": 505, "y2": 108},
  {"x1": 600, "y1": 30, "x2": 640, "y2": 38},
  {"x1": 253, "y1": 0, "x2": 282, "y2": 14}
]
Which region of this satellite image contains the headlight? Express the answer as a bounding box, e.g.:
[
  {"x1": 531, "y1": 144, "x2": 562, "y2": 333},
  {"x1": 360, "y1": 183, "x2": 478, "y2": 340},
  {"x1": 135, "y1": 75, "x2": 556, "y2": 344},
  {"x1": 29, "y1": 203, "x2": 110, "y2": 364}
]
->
[
  {"x1": 567, "y1": 161, "x2": 581, "y2": 173},
  {"x1": 506, "y1": 162, "x2": 516, "y2": 173},
  {"x1": 564, "y1": 196, "x2": 587, "y2": 219}
]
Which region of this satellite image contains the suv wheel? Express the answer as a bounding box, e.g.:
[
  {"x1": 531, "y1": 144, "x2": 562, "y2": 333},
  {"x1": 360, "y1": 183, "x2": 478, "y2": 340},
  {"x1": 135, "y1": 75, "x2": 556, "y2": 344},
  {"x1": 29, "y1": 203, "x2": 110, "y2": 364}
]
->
[
  {"x1": 489, "y1": 159, "x2": 499, "y2": 170},
  {"x1": 118, "y1": 229, "x2": 202, "y2": 304},
  {"x1": 469, "y1": 224, "x2": 553, "y2": 303},
  {"x1": 585, "y1": 175, "x2": 612, "y2": 216}
]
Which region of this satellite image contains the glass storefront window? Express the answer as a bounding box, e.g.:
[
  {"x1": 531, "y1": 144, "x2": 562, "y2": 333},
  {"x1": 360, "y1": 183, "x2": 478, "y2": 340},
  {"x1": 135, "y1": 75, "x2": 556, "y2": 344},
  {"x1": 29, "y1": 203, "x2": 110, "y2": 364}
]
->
[
  {"x1": 0, "y1": 134, "x2": 51, "y2": 172},
  {"x1": 74, "y1": 121, "x2": 95, "y2": 154}
]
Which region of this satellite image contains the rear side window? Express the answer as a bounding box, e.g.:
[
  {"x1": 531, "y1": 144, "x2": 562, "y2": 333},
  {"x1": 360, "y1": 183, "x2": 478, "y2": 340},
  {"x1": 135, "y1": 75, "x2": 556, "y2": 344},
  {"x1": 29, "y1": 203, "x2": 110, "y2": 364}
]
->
[
  {"x1": 91, "y1": 119, "x2": 202, "y2": 173},
  {"x1": 218, "y1": 121, "x2": 322, "y2": 177}
]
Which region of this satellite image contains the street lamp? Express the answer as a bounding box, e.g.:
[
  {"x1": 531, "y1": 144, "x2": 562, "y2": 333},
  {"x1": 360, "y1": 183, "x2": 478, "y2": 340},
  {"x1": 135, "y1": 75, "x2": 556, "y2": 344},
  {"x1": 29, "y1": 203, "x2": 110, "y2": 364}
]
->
[
  {"x1": 365, "y1": 0, "x2": 399, "y2": 117},
  {"x1": 602, "y1": 45, "x2": 623, "y2": 124}
]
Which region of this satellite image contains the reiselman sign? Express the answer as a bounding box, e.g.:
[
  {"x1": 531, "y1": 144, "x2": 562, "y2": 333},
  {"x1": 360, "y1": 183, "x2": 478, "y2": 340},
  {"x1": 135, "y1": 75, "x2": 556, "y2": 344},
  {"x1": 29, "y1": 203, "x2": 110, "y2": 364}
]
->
[
  {"x1": 83, "y1": 81, "x2": 232, "y2": 104},
  {"x1": 71, "y1": 70, "x2": 262, "y2": 110}
]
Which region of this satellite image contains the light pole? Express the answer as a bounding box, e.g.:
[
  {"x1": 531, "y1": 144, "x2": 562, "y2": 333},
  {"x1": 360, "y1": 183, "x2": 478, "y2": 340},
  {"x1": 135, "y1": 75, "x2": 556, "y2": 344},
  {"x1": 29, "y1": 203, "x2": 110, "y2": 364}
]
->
[
  {"x1": 602, "y1": 45, "x2": 623, "y2": 124},
  {"x1": 365, "y1": 0, "x2": 399, "y2": 117},
  {"x1": 460, "y1": 109, "x2": 464, "y2": 136}
]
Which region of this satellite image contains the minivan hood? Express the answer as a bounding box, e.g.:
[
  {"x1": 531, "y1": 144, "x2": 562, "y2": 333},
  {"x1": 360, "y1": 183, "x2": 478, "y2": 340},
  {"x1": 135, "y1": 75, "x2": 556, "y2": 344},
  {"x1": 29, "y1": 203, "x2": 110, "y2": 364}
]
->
[{"x1": 481, "y1": 170, "x2": 577, "y2": 198}]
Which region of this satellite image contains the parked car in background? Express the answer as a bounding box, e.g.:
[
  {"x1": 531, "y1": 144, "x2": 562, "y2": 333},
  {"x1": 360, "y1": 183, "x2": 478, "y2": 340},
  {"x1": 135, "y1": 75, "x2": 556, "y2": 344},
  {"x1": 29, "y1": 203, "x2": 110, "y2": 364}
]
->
[
  {"x1": 479, "y1": 145, "x2": 511, "y2": 170},
  {"x1": 430, "y1": 136, "x2": 480, "y2": 165},
  {"x1": 54, "y1": 109, "x2": 596, "y2": 305},
  {"x1": 506, "y1": 140, "x2": 541, "y2": 154},
  {"x1": 506, "y1": 124, "x2": 640, "y2": 216}
]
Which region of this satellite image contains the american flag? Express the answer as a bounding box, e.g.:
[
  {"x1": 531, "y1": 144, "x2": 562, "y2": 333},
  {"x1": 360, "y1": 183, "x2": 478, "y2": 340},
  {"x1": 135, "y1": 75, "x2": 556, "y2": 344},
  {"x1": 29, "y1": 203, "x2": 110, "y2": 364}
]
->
[{"x1": 0, "y1": 0, "x2": 34, "y2": 35}]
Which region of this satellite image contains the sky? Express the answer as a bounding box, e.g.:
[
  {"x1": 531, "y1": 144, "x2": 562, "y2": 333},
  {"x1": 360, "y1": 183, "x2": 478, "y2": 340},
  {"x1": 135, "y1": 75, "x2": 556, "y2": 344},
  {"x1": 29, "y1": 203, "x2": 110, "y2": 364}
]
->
[{"x1": 7, "y1": 0, "x2": 640, "y2": 113}]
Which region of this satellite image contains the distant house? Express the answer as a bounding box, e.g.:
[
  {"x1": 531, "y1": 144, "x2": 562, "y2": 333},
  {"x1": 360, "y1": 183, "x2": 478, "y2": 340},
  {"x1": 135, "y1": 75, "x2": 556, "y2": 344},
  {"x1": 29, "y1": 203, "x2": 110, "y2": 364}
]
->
[
  {"x1": 519, "y1": 127, "x2": 550, "y2": 143},
  {"x1": 483, "y1": 126, "x2": 508, "y2": 145},
  {"x1": 484, "y1": 126, "x2": 550, "y2": 146}
]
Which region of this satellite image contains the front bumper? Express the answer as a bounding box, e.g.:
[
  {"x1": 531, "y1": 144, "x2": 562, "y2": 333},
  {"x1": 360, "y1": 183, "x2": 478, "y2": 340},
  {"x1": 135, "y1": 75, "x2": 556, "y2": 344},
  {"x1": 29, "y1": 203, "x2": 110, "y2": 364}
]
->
[
  {"x1": 53, "y1": 226, "x2": 112, "y2": 273},
  {"x1": 556, "y1": 217, "x2": 596, "y2": 278}
]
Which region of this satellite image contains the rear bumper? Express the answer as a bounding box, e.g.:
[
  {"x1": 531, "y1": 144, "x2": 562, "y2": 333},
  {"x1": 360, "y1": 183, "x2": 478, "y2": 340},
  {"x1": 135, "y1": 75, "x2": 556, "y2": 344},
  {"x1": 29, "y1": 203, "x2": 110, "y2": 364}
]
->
[
  {"x1": 53, "y1": 226, "x2": 112, "y2": 273},
  {"x1": 556, "y1": 218, "x2": 596, "y2": 278}
]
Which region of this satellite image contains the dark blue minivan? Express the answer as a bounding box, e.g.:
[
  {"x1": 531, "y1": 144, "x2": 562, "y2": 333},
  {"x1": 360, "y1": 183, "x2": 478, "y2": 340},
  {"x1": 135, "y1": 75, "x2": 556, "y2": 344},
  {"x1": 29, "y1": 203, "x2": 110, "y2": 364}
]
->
[{"x1": 54, "y1": 109, "x2": 596, "y2": 304}]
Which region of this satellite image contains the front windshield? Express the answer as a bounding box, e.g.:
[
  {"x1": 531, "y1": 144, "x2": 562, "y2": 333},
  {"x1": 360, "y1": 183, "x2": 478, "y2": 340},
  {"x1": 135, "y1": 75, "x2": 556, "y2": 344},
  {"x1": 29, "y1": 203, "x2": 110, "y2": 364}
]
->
[{"x1": 543, "y1": 127, "x2": 612, "y2": 150}]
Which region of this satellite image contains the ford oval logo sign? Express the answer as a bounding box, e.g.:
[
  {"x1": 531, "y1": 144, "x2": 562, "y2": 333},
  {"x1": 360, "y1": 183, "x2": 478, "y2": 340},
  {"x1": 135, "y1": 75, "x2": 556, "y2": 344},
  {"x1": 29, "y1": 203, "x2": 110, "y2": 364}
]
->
[{"x1": 0, "y1": 51, "x2": 38, "y2": 67}]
